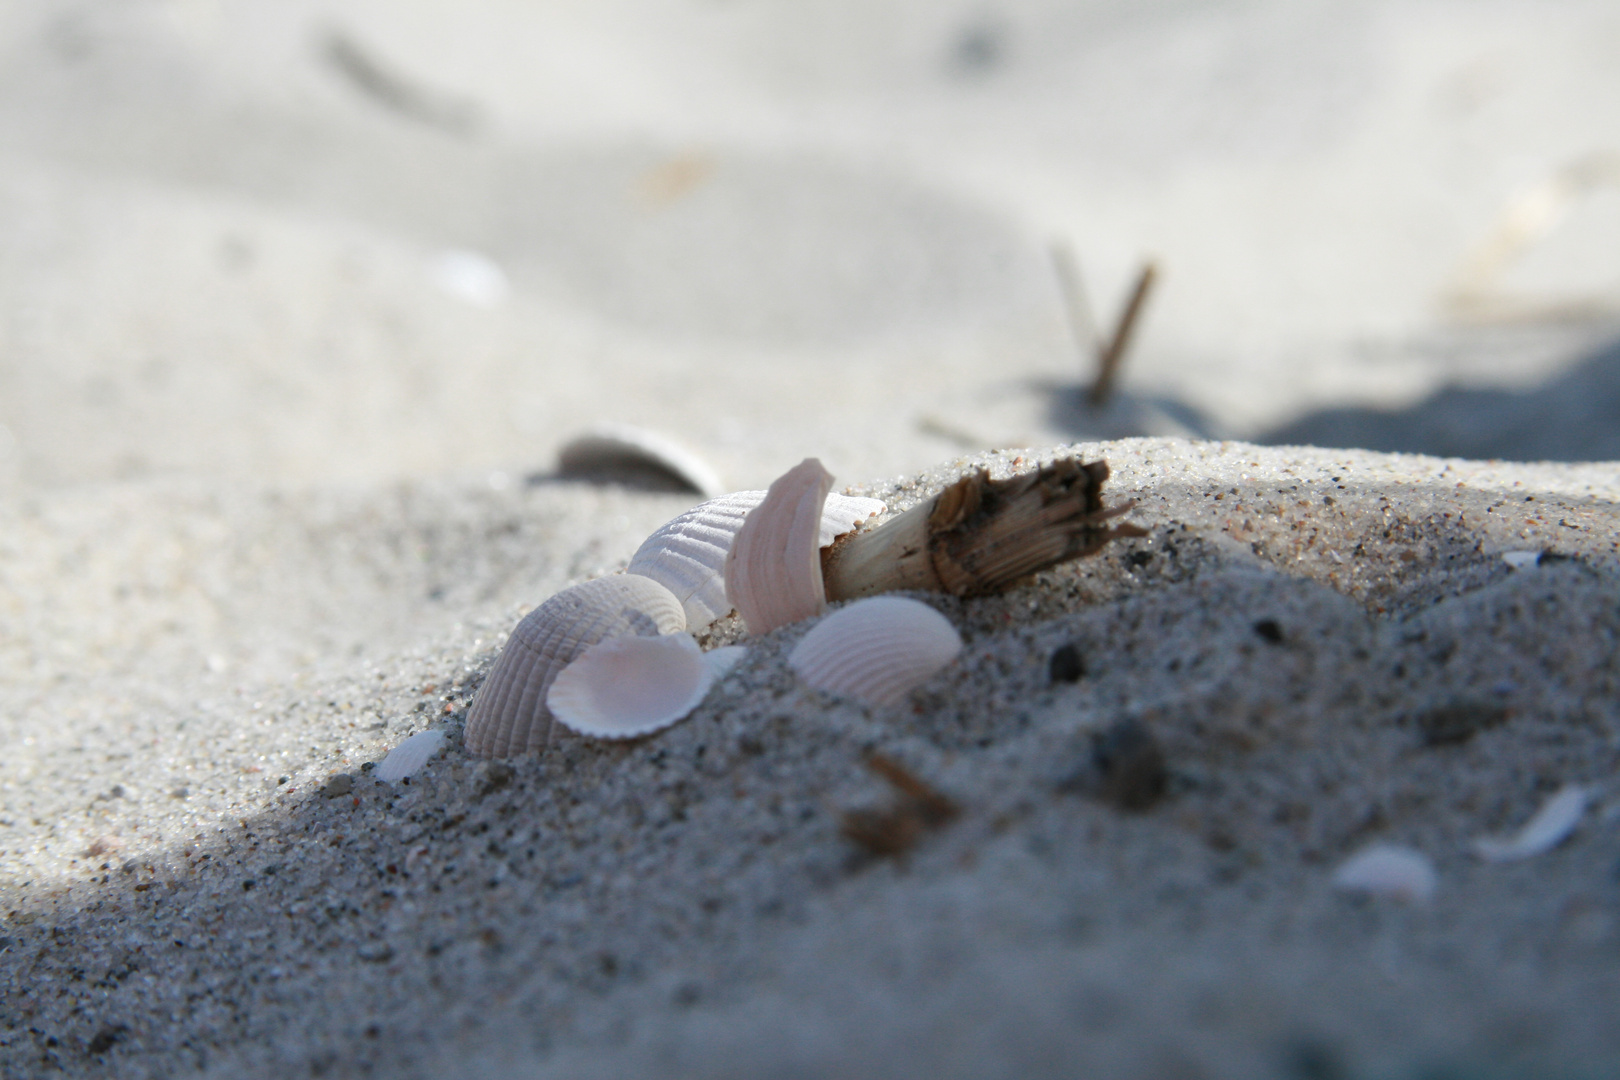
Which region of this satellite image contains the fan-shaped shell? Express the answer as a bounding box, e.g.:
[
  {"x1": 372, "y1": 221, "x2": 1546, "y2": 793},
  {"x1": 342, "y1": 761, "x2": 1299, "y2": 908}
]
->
[
  {"x1": 628, "y1": 490, "x2": 884, "y2": 629},
  {"x1": 463, "y1": 574, "x2": 687, "y2": 757},
  {"x1": 788, "y1": 596, "x2": 963, "y2": 707},
  {"x1": 557, "y1": 423, "x2": 725, "y2": 497},
  {"x1": 724, "y1": 459, "x2": 835, "y2": 634},
  {"x1": 547, "y1": 633, "x2": 714, "y2": 739},
  {"x1": 374, "y1": 729, "x2": 447, "y2": 782}
]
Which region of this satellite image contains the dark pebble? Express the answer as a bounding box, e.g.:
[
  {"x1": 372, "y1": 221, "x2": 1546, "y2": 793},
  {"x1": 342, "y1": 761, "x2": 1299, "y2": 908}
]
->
[
  {"x1": 1089, "y1": 718, "x2": 1168, "y2": 811},
  {"x1": 1049, "y1": 643, "x2": 1086, "y2": 683},
  {"x1": 1252, "y1": 619, "x2": 1284, "y2": 644},
  {"x1": 1412, "y1": 700, "x2": 1510, "y2": 747}
]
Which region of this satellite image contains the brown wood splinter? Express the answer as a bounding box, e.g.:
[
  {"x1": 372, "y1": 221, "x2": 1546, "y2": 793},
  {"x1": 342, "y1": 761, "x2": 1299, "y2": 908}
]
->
[
  {"x1": 840, "y1": 753, "x2": 960, "y2": 858},
  {"x1": 822, "y1": 457, "x2": 1146, "y2": 601}
]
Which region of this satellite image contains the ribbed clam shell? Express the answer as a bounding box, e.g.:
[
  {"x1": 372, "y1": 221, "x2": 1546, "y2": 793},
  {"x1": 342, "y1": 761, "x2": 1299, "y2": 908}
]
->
[
  {"x1": 724, "y1": 459, "x2": 834, "y2": 634},
  {"x1": 463, "y1": 574, "x2": 687, "y2": 757},
  {"x1": 788, "y1": 596, "x2": 963, "y2": 707},
  {"x1": 373, "y1": 729, "x2": 447, "y2": 782},
  {"x1": 557, "y1": 423, "x2": 725, "y2": 497},
  {"x1": 547, "y1": 633, "x2": 714, "y2": 739},
  {"x1": 628, "y1": 490, "x2": 885, "y2": 629}
]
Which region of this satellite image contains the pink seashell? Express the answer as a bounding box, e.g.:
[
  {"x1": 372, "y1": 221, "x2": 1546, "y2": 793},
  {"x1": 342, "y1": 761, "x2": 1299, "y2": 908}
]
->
[
  {"x1": 547, "y1": 634, "x2": 715, "y2": 740},
  {"x1": 788, "y1": 595, "x2": 963, "y2": 707},
  {"x1": 723, "y1": 459, "x2": 835, "y2": 634},
  {"x1": 463, "y1": 574, "x2": 686, "y2": 757},
  {"x1": 629, "y1": 489, "x2": 884, "y2": 630}
]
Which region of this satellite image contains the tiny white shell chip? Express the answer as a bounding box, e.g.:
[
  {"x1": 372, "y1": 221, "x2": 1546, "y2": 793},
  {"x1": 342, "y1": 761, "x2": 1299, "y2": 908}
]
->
[
  {"x1": 1472, "y1": 784, "x2": 1589, "y2": 862},
  {"x1": 725, "y1": 459, "x2": 835, "y2": 634},
  {"x1": 629, "y1": 490, "x2": 885, "y2": 629},
  {"x1": 374, "y1": 729, "x2": 447, "y2": 782},
  {"x1": 1501, "y1": 551, "x2": 1541, "y2": 570},
  {"x1": 433, "y1": 249, "x2": 510, "y2": 308},
  {"x1": 788, "y1": 595, "x2": 963, "y2": 707},
  {"x1": 558, "y1": 423, "x2": 725, "y2": 497},
  {"x1": 1331, "y1": 843, "x2": 1437, "y2": 902},
  {"x1": 547, "y1": 633, "x2": 714, "y2": 739}
]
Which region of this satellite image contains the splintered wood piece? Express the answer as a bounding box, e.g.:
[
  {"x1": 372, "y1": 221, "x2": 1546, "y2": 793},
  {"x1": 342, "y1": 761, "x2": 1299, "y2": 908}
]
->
[
  {"x1": 822, "y1": 458, "x2": 1145, "y2": 600},
  {"x1": 839, "y1": 753, "x2": 959, "y2": 858}
]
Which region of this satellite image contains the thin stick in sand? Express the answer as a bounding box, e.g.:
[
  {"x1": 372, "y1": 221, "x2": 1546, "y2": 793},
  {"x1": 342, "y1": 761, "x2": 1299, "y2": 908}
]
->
[{"x1": 1089, "y1": 261, "x2": 1159, "y2": 408}]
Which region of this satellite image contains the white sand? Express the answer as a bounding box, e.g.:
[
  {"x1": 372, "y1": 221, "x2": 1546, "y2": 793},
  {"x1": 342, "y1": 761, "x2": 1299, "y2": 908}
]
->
[{"x1": 1, "y1": 1, "x2": 1619, "y2": 1077}]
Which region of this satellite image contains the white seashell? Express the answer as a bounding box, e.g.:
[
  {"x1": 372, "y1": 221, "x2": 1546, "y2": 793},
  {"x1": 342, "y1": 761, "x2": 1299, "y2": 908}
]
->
[
  {"x1": 817, "y1": 494, "x2": 886, "y2": 547},
  {"x1": 463, "y1": 574, "x2": 687, "y2": 757},
  {"x1": 724, "y1": 459, "x2": 835, "y2": 634},
  {"x1": 788, "y1": 595, "x2": 963, "y2": 707},
  {"x1": 374, "y1": 729, "x2": 447, "y2": 782},
  {"x1": 1501, "y1": 550, "x2": 1541, "y2": 570},
  {"x1": 1472, "y1": 784, "x2": 1589, "y2": 862},
  {"x1": 629, "y1": 490, "x2": 885, "y2": 629},
  {"x1": 1331, "y1": 843, "x2": 1437, "y2": 902},
  {"x1": 557, "y1": 423, "x2": 725, "y2": 497},
  {"x1": 547, "y1": 633, "x2": 715, "y2": 739}
]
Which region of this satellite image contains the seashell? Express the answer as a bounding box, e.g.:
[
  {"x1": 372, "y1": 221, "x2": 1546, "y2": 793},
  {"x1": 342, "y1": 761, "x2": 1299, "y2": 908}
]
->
[
  {"x1": 1472, "y1": 784, "x2": 1588, "y2": 862},
  {"x1": 374, "y1": 729, "x2": 447, "y2": 782},
  {"x1": 724, "y1": 459, "x2": 835, "y2": 634},
  {"x1": 1331, "y1": 843, "x2": 1436, "y2": 902},
  {"x1": 547, "y1": 633, "x2": 714, "y2": 739},
  {"x1": 628, "y1": 489, "x2": 884, "y2": 629},
  {"x1": 557, "y1": 423, "x2": 725, "y2": 497},
  {"x1": 788, "y1": 595, "x2": 963, "y2": 707},
  {"x1": 463, "y1": 574, "x2": 687, "y2": 757}
]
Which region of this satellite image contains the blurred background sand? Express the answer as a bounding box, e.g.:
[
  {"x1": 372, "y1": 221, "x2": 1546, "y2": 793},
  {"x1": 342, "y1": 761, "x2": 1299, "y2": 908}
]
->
[{"x1": 0, "y1": 0, "x2": 1617, "y2": 492}]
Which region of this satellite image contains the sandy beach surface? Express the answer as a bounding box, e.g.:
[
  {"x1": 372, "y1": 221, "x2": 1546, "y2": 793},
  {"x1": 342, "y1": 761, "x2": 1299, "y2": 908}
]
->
[{"x1": 2, "y1": 1, "x2": 1619, "y2": 1077}]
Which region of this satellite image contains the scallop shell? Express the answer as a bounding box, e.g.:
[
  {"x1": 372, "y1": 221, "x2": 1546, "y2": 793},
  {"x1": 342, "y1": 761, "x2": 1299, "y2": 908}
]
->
[
  {"x1": 723, "y1": 459, "x2": 836, "y2": 634},
  {"x1": 463, "y1": 574, "x2": 687, "y2": 757},
  {"x1": 628, "y1": 489, "x2": 884, "y2": 629},
  {"x1": 373, "y1": 729, "x2": 447, "y2": 782},
  {"x1": 557, "y1": 423, "x2": 725, "y2": 497},
  {"x1": 547, "y1": 633, "x2": 714, "y2": 739},
  {"x1": 788, "y1": 595, "x2": 963, "y2": 707}
]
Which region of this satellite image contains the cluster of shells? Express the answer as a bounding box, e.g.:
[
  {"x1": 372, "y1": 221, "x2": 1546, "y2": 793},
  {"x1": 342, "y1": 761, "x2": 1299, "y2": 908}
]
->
[{"x1": 462, "y1": 459, "x2": 965, "y2": 757}]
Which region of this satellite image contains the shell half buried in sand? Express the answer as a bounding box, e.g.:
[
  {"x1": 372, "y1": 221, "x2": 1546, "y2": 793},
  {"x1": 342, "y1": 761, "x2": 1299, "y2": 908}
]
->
[
  {"x1": 788, "y1": 595, "x2": 963, "y2": 707},
  {"x1": 547, "y1": 633, "x2": 715, "y2": 739},
  {"x1": 463, "y1": 574, "x2": 687, "y2": 757},
  {"x1": 723, "y1": 458, "x2": 837, "y2": 635},
  {"x1": 628, "y1": 488, "x2": 884, "y2": 630}
]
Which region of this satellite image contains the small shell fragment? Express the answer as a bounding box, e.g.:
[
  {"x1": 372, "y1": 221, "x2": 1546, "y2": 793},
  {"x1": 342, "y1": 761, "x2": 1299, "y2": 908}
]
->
[
  {"x1": 1472, "y1": 784, "x2": 1589, "y2": 862},
  {"x1": 557, "y1": 423, "x2": 725, "y2": 497},
  {"x1": 547, "y1": 633, "x2": 714, "y2": 740},
  {"x1": 724, "y1": 459, "x2": 835, "y2": 634},
  {"x1": 374, "y1": 729, "x2": 447, "y2": 782},
  {"x1": 1331, "y1": 843, "x2": 1437, "y2": 902},
  {"x1": 629, "y1": 489, "x2": 885, "y2": 629},
  {"x1": 788, "y1": 595, "x2": 963, "y2": 707},
  {"x1": 1501, "y1": 550, "x2": 1541, "y2": 570},
  {"x1": 464, "y1": 574, "x2": 687, "y2": 757}
]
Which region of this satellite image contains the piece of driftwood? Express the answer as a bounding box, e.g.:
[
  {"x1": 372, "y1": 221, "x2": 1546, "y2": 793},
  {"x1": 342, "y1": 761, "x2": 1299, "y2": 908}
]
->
[{"x1": 822, "y1": 458, "x2": 1145, "y2": 600}]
